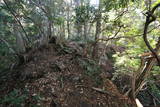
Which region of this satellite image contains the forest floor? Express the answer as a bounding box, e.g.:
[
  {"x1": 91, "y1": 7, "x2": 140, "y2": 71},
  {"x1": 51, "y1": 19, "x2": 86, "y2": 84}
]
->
[{"x1": 0, "y1": 42, "x2": 153, "y2": 107}]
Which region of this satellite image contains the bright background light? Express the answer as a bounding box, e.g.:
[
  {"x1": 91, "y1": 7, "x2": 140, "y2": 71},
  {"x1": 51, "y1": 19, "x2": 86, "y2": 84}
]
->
[
  {"x1": 90, "y1": 0, "x2": 99, "y2": 6},
  {"x1": 65, "y1": 0, "x2": 99, "y2": 6}
]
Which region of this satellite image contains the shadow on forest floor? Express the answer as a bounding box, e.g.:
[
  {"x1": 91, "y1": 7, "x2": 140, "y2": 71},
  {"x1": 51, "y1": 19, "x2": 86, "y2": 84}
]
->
[{"x1": 0, "y1": 42, "x2": 154, "y2": 107}]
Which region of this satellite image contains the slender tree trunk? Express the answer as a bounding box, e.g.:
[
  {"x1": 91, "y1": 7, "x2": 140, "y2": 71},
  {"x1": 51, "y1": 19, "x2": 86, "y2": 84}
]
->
[
  {"x1": 62, "y1": 22, "x2": 65, "y2": 39},
  {"x1": 75, "y1": 0, "x2": 82, "y2": 37},
  {"x1": 84, "y1": 1, "x2": 89, "y2": 39},
  {"x1": 67, "y1": 6, "x2": 70, "y2": 39},
  {"x1": 77, "y1": 24, "x2": 82, "y2": 37},
  {"x1": 87, "y1": 23, "x2": 93, "y2": 36},
  {"x1": 3, "y1": 0, "x2": 29, "y2": 43},
  {"x1": 92, "y1": 0, "x2": 102, "y2": 59},
  {"x1": 83, "y1": 22, "x2": 87, "y2": 40},
  {"x1": 48, "y1": 20, "x2": 52, "y2": 39},
  {"x1": 14, "y1": 25, "x2": 26, "y2": 53}
]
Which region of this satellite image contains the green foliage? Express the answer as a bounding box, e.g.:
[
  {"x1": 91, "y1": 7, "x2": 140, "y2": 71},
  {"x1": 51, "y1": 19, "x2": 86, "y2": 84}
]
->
[
  {"x1": 103, "y1": 0, "x2": 138, "y2": 11},
  {"x1": 70, "y1": 34, "x2": 94, "y2": 44},
  {"x1": 112, "y1": 4, "x2": 159, "y2": 74},
  {"x1": 53, "y1": 16, "x2": 65, "y2": 25},
  {"x1": 148, "y1": 82, "x2": 160, "y2": 105},
  {"x1": 78, "y1": 58, "x2": 102, "y2": 85},
  {"x1": 0, "y1": 89, "x2": 27, "y2": 107},
  {"x1": 74, "y1": 4, "x2": 96, "y2": 24},
  {"x1": 0, "y1": 0, "x2": 160, "y2": 106},
  {"x1": 0, "y1": 89, "x2": 42, "y2": 107},
  {"x1": 152, "y1": 66, "x2": 160, "y2": 75},
  {"x1": 137, "y1": 81, "x2": 160, "y2": 106},
  {"x1": 113, "y1": 52, "x2": 140, "y2": 73},
  {"x1": 0, "y1": 7, "x2": 16, "y2": 71}
]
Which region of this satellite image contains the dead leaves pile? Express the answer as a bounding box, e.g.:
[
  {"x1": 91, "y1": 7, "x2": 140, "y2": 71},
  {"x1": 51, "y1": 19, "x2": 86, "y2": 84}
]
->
[{"x1": 0, "y1": 44, "x2": 136, "y2": 107}]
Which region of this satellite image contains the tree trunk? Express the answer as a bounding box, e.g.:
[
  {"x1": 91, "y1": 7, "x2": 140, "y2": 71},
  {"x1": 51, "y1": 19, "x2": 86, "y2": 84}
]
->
[
  {"x1": 48, "y1": 20, "x2": 52, "y2": 40},
  {"x1": 92, "y1": 0, "x2": 102, "y2": 59},
  {"x1": 83, "y1": 22, "x2": 87, "y2": 40},
  {"x1": 14, "y1": 24, "x2": 26, "y2": 53},
  {"x1": 77, "y1": 24, "x2": 82, "y2": 37},
  {"x1": 67, "y1": 4, "x2": 70, "y2": 39}
]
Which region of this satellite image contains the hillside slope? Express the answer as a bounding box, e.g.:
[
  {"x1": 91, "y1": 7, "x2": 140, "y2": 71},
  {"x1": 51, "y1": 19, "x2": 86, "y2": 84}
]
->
[{"x1": 0, "y1": 43, "x2": 136, "y2": 107}]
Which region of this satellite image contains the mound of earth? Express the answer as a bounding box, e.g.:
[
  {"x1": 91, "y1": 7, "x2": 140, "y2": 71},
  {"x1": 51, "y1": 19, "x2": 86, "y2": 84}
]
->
[{"x1": 0, "y1": 43, "x2": 136, "y2": 107}]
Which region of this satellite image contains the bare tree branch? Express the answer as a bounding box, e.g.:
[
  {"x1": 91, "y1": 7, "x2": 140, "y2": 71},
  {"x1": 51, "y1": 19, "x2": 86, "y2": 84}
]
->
[
  {"x1": 97, "y1": 36, "x2": 133, "y2": 42},
  {"x1": 98, "y1": 25, "x2": 122, "y2": 42},
  {"x1": 29, "y1": 0, "x2": 48, "y2": 16},
  {"x1": 0, "y1": 38, "x2": 16, "y2": 54},
  {"x1": 98, "y1": 23, "x2": 160, "y2": 43},
  {"x1": 143, "y1": 2, "x2": 160, "y2": 65},
  {"x1": 3, "y1": 0, "x2": 30, "y2": 44}
]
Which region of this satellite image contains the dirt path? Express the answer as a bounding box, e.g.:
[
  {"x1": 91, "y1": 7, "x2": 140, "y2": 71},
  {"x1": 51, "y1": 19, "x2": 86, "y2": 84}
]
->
[{"x1": 0, "y1": 44, "x2": 136, "y2": 107}]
